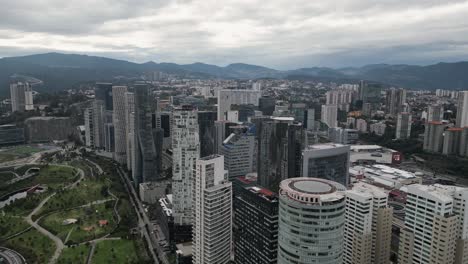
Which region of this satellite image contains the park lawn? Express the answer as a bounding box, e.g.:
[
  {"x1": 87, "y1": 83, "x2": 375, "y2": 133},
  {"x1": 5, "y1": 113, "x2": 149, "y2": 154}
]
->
[
  {"x1": 2, "y1": 192, "x2": 50, "y2": 216},
  {"x1": 2, "y1": 228, "x2": 56, "y2": 264},
  {"x1": 8, "y1": 145, "x2": 43, "y2": 155},
  {"x1": 57, "y1": 244, "x2": 90, "y2": 264},
  {"x1": 92, "y1": 239, "x2": 139, "y2": 264},
  {"x1": 40, "y1": 212, "x2": 77, "y2": 241},
  {"x1": 41, "y1": 201, "x2": 116, "y2": 244},
  {"x1": 67, "y1": 202, "x2": 116, "y2": 244},
  {"x1": 36, "y1": 165, "x2": 79, "y2": 189},
  {"x1": 0, "y1": 171, "x2": 16, "y2": 187},
  {"x1": 0, "y1": 146, "x2": 43, "y2": 164},
  {"x1": 38, "y1": 178, "x2": 110, "y2": 216},
  {"x1": 0, "y1": 165, "x2": 77, "y2": 197},
  {"x1": 0, "y1": 153, "x2": 17, "y2": 163},
  {"x1": 0, "y1": 213, "x2": 30, "y2": 240}
]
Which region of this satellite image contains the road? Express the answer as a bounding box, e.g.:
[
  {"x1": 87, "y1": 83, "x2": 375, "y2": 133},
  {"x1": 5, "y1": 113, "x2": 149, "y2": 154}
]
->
[{"x1": 116, "y1": 166, "x2": 169, "y2": 264}]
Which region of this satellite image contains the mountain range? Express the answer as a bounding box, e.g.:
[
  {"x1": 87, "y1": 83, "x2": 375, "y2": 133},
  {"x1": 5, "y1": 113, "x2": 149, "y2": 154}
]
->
[{"x1": 1, "y1": 52, "x2": 468, "y2": 97}]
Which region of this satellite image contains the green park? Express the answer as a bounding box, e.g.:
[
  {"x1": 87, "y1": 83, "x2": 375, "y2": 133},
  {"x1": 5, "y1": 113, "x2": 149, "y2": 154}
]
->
[{"x1": 0, "y1": 153, "x2": 150, "y2": 264}]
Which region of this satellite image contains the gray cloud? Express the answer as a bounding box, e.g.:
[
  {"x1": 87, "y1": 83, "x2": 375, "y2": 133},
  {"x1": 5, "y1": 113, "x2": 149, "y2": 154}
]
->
[{"x1": 1, "y1": 0, "x2": 468, "y2": 68}]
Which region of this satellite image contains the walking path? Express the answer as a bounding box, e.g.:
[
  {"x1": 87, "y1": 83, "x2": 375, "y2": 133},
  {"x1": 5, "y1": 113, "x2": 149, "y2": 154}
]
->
[
  {"x1": 25, "y1": 193, "x2": 64, "y2": 264},
  {"x1": 85, "y1": 237, "x2": 122, "y2": 264},
  {"x1": 5, "y1": 155, "x2": 125, "y2": 264},
  {"x1": 23, "y1": 165, "x2": 85, "y2": 264}
]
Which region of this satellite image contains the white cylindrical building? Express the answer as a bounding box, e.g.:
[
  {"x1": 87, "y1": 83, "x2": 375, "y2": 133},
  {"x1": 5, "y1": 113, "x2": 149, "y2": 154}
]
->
[{"x1": 277, "y1": 177, "x2": 346, "y2": 264}]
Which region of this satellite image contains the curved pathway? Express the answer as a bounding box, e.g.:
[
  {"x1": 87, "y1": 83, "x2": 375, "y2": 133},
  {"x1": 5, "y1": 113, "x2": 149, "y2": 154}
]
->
[
  {"x1": 25, "y1": 193, "x2": 64, "y2": 264},
  {"x1": 23, "y1": 165, "x2": 85, "y2": 264}
]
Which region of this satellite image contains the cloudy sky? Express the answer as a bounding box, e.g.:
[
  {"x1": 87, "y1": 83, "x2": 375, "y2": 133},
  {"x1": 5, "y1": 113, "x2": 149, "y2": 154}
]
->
[{"x1": 1, "y1": 0, "x2": 468, "y2": 69}]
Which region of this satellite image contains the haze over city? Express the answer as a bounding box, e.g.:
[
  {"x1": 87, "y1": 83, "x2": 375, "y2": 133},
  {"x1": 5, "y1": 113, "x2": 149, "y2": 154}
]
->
[{"x1": 2, "y1": 0, "x2": 468, "y2": 68}]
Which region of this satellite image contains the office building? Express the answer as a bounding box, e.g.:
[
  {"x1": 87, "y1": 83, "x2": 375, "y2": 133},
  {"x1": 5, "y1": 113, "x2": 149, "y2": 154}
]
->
[
  {"x1": 386, "y1": 88, "x2": 407, "y2": 117},
  {"x1": 460, "y1": 128, "x2": 468, "y2": 157},
  {"x1": 362, "y1": 102, "x2": 373, "y2": 117},
  {"x1": 305, "y1": 108, "x2": 316, "y2": 130},
  {"x1": 197, "y1": 111, "x2": 217, "y2": 157},
  {"x1": 214, "y1": 120, "x2": 239, "y2": 154},
  {"x1": 396, "y1": 112, "x2": 412, "y2": 139},
  {"x1": 125, "y1": 92, "x2": 135, "y2": 171},
  {"x1": 359, "y1": 81, "x2": 382, "y2": 107},
  {"x1": 443, "y1": 127, "x2": 463, "y2": 155},
  {"x1": 423, "y1": 121, "x2": 447, "y2": 153},
  {"x1": 24, "y1": 117, "x2": 75, "y2": 143},
  {"x1": 256, "y1": 117, "x2": 304, "y2": 190},
  {"x1": 192, "y1": 155, "x2": 232, "y2": 264},
  {"x1": 398, "y1": 184, "x2": 468, "y2": 264},
  {"x1": 234, "y1": 184, "x2": 278, "y2": 264},
  {"x1": 457, "y1": 91, "x2": 468, "y2": 127},
  {"x1": 219, "y1": 129, "x2": 255, "y2": 180},
  {"x1": 277, "y1": 177, "x2": 346, "y2": 264},
  {"x1": 217, "y1": 88, "x2": 261, "y2": 120},
  {"x1": 321, "y1": 104, "x2": 338, "y2": 128},
  {"x1": 95, "y1": 82, "x2": 113, "y2": 111},
  {"x1": 329, "y1": 127, "x2": 359, "y2": 145},
  {"x1": 112, "y1": 86, "x2": 128, "y2": 164},
  {"x1": 104, "y1": 122, "x2": 115, "y2": 152},
  {"x1": 172, "y1": 105, "x2": 200, "y2": 225},
  {"x1": 0, "y1": 124, "x2": 25, "y2": 146},
  {"x1": 301, "y1": 143, "x2": 350, "y2": 187},
  {"x1": 344, "y1": 182, "x2": 393, "y2": 264},
  {"x1": 84, "y1": 99, "x2": 105, "y2": 148},
  {"x1": 290, "y1": 103, "x2": 307, "y2": 123},
  {"x1": 427, "y1": 105, "x2": 444, "y2": 122},
  {"x1": 259, "y1": 96, "x2": 276, "y2": 116},
  {"x1": 10, "y1": 82, "x2": 33, "y2": 112},
  {"x1": 132, "y1": 84, "x2": 161, "y2": 185},
  {"x1": 230, "y1": 104, "x2": 259, "y2": 122}
]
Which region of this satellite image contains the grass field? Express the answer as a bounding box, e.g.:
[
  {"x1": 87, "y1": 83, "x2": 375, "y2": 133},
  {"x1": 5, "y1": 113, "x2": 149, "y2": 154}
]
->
[
  {"x1": 38, "y1": 178, "x2": 109, "y2": 217},
  {"x1": 0, "y1": 213, "x2": 30, "y2": 240},
  {"x1": 0, "y1": 171, "x2": 16, "y2": 187},
  {"x1": 57, "y1": 243, "x2": 90, "y2": 264},
  {"x1": 92, "y1": 239, "x2": 139, "y2": 264},
  {"x1": 2, "y1": 228, "x2": 56, "y2": 264},
  {"x1": 0, "y1": 153, "x2": 17, "y2": 163},
  {"x1": 40, "y1": 201, "x2": 116, "y2": 244},
  {"x1": 0, "y1": 165, "x2": 77, "y2": 197},
  {"x1": 0, "y1": 146, "x2": 43, "y2": 163}
]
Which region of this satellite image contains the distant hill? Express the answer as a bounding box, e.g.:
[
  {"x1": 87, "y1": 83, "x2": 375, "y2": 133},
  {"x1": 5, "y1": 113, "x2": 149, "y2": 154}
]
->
[{"x1": 1, "y1": 52, "x2": 468, "y2": 97}]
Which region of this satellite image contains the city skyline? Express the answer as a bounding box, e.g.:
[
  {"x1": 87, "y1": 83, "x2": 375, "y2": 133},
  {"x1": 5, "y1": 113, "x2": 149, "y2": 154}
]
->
[{"x1": 2, "y1": 1, "x2": 468, "y2": 68}]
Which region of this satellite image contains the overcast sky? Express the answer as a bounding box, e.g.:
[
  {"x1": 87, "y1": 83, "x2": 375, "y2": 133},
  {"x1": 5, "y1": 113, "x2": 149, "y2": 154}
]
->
[{"x1": 1, "y1": 0, "x2": 468, "y2": 69}]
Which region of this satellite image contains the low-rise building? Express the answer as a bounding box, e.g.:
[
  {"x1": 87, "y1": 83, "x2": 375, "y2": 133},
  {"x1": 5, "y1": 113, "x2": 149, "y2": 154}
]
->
[
  {"x1": 24, "y1": 116, "x2": 75, "y2": 143},
  {"x1": 139, "y1": 181, "x2": 166, "y2": 204},
  {"x1": 0, "y1": 124, "x2": 25, "y2": 146},
  {"x1": 350, "y1": 164, "x2": 422, "y2": 189},
  {"x1": 350, "y1": 145, "x2": 402, "y2": 165}
]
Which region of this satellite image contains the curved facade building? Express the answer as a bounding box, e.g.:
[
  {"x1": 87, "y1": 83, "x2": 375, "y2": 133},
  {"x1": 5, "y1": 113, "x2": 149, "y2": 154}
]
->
[{"x1": 277, "y1": 177, "x2": 346, "y2": 264}]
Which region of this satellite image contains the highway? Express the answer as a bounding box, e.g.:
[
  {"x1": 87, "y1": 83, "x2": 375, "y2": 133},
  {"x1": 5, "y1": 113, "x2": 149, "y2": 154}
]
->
[{"x1": 116, "y1": 166, "x2": 169, "y2": 264}]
